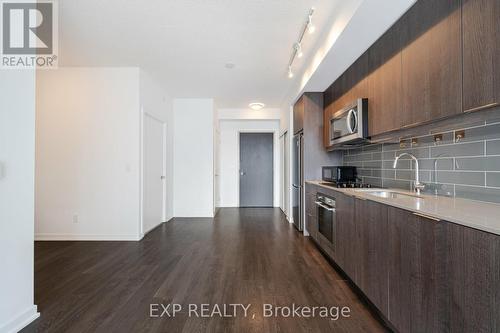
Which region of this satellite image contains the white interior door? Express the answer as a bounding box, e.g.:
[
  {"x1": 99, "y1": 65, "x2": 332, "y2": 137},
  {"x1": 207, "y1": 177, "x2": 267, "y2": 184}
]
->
[{"x1": 143, "y1": 114, "x2": 165, "y2": 234}]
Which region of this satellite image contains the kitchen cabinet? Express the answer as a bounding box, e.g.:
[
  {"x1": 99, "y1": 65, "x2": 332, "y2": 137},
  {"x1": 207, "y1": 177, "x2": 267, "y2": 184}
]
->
[
  {"x1": 305, "y1": 185, "x2": 318, "y2": 241},
  {"x1": 462, "y1": 0, "x2": 500, "y2": 112},
  {"x1": 293, "y1": 95, "x2": 304, "y2": 134},
  {"x1": 367, "y1": 20, "x2": 403, "y2": 136},
  {"x1": 323, "y1": 53, "x2": 368, "y2": 148},
  {"x1": 387, "y1": 207, "x2": 445, "y2": 333},
  {"x1": 400, "y1": 0, "x2": 462, "y2": 126},
  {"x1": 443, "y1": 222, "x2": 500, "y2": 333},
  {"x1": 354, "y1": 198, "x2": 389, "y2": 316},
  {"x1": 333, "y1": 192, "x2": 356, "y2": 279}
]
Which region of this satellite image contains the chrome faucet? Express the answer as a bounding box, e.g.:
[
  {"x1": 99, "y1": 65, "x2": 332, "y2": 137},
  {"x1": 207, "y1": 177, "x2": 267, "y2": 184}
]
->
[{"x1": 393, "y1": 153, "x2": 425, "y2": 195}]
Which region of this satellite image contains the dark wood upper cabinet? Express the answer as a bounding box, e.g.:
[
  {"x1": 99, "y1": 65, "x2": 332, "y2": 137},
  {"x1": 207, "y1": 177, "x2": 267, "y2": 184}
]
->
[
  {"x1": 462, "y1": 0, "x2": 500, "y2": 112},
  {"x1": 400, "y1": 0, "x2": 462, "y2": 127},
  {"x1": 367, "y1": 19, "x2": 404, "y2": 136},
  {"x1": 354, "y1": 198, "x2": 389, "y2": 316},
  {"x1": 293, "y1": 95, "x2": 304, "y2": 134}
]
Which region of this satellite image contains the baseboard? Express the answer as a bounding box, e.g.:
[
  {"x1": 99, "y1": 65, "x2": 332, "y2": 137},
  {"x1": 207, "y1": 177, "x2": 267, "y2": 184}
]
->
[
  {"x1": 35, "y1": 233, "x2": 142, "y2": 241},
  {"x1": 0, "y1": 305, "x2": 39, "y2": 333}
]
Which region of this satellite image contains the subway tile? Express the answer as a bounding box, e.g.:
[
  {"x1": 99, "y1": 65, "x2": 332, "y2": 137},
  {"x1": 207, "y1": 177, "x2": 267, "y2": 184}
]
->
[
  {"x1": 348, "y1": 148, "x2": 363, "y2": 155},
  {"x1": 395, "y1": 147, "x2": 430, "y2": 159},
  {"x1": 456, "y1": 156, "x2": 500, "y2": 171},
  {"x1": 431, "y1": 142, "x2": 485, "y2": 158},
  {"x1": 460, "y1": 123, "x2": 500, "y2": 143},
  {"x1": 485, "y1": 107, "x2": 500, "y2": 124},
  {"x1": 362, "y1": 144, "x2": 382, "y2": 152},
  {"x1": 382, "y1": 151, "x2": 396, "y2": 160},
  {"x1": 372, "y1": 152, "x2": 382, "y2": 161},
  {"x1": 396, "y1": 170, "x2": 431, "y2": 182},
  {"x1": 382, "y1": 170, "x2": 396, "y2": 179},
  {"x1": 363, "y1": 161, "x2": 382, "y2": 169},
  {"x1": 384, "y1": 160, "x2": 410, "y2": 170},
  {"x1": 436, "y1": 171, "x2": 485, "y2": 186},
  {"x1": 383, "y1": 179, "x2": 412, "y2": 191},
  {"x1": 486, "y1": 173, "x2": 500, "y2": 187},
  {"x1": 421, "y1": 183, "x2": 455, "y2": 197},
  {"x1": 371, "y1": 169, "x2": 382, "y2": 178},
  {"x1": 382, "y1": 142, "x2": 401, "y2": 152},
  {"x1": 344, "y1": 161, "x2": 363, "y2": 168},
  {"x1": 455, "y1": 185, "x2": 500, "y2": 204},
  {"x1": 416, "y1": 158, "x2": 455, "y2": 171},
  {"x1": 344, "y1": 153, "x2": 373, "y2": 162},
  {"x1": 357, "y1": 169, "x2": 372, "y2": 177},
  {"x1": 487, "y1": 140, "x2": 500, "y2": 155},
  {"x1": 363, "y1": 177, "x2": 382, "y2": 187}
]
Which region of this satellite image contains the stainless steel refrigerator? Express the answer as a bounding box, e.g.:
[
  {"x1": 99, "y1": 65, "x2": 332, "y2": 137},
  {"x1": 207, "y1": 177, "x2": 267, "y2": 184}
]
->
[{"x1": 292, "y1": 132, "x2": 304, "y2": 231}]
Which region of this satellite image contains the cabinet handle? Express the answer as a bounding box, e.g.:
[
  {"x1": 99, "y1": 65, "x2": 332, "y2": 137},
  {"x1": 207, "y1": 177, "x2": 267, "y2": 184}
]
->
[{"x1": 412, "y1": 212, "x2": 441, "y2": 222}]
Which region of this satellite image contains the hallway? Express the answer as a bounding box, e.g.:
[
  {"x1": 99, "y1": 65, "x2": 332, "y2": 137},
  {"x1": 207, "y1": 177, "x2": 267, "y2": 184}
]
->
[{"x1": 24, "y1": 209, "x2": 387, "y2": 333}]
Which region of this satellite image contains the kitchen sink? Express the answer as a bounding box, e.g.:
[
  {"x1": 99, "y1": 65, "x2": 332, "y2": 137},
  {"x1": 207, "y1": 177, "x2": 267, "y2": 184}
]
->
[{"x1": 364, "y1": 191, "x2": 424, "y2": 200}]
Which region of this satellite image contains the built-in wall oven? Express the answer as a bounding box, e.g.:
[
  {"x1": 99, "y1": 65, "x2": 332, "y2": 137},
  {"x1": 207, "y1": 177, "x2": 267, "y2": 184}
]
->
[
  {"x1": 329, "y1": 98, "x2": 369, "y2": 147},
  {"x1": 315, "y1": 193, "x2": 336, "y2": 244}
]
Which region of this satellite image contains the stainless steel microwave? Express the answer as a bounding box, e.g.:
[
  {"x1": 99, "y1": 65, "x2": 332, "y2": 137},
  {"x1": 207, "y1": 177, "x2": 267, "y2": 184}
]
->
[{"x1": 329, "y1": 98, "x2": 369, "y2": 147}]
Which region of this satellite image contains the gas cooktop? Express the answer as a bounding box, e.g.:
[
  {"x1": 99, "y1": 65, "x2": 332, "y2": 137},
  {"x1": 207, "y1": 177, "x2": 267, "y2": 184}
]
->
[{"x1": 320, "y1": 181, "x2": 374, "y2": 189}]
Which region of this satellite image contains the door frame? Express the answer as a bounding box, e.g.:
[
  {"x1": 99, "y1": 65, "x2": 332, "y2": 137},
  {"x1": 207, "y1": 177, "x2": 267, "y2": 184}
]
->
[
  {"x1": 237, "y1": 130, "x2": 278, "y2": 207},
  {"x1": 140, "y1": 110, "x2": 167, "y2": 237}
]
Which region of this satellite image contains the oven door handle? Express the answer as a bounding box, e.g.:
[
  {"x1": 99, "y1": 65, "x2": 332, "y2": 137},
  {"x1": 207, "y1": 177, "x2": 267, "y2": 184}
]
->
[{"x1": 315, "y1": 201, "x2": 336, "y2": 212}]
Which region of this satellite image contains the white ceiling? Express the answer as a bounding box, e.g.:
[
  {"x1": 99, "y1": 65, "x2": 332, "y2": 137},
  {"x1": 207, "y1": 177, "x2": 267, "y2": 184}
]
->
[
  {"x1": 57, "y1": 0, "x2": 415, "y2": 109},
  {"x1": 58, "y1": 0, "x2": 343, "y2": 108}
]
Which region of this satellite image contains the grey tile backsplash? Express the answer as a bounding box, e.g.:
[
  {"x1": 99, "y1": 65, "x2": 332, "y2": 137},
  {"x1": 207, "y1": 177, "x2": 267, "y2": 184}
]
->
[{"x1": 342, "y1": 119, "x2": 500, "y2": 204}]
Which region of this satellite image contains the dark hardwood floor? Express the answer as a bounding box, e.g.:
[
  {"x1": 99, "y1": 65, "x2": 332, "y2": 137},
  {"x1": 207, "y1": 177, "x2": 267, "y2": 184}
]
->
[{"x1": 23, "y1": 208, "x2": 387, "y2": 333}]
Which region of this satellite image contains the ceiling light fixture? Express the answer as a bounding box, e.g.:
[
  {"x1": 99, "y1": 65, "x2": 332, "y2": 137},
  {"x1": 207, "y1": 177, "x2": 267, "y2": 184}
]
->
[
  {"x1": 295, "y1": 42, "x2": 303, "y2": 58},
  {"x1": 307, "y1": 11, "x2": 315, "y2": 34},
  {"x1": 287, "y1": 7, "x2": 315, "y2": 79},
  {"x1": 249, "y1": 102, "x2": 265, "y2": 111}
]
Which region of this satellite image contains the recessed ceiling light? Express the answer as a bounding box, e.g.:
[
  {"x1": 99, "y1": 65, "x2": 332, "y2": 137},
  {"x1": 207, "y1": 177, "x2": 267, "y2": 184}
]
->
[
  {"x1": 249, "y1": 102, "x2": 265, "y2": 111},
  {"x1": 225, "y1": 63, "x2": 235, "y2": 69}
]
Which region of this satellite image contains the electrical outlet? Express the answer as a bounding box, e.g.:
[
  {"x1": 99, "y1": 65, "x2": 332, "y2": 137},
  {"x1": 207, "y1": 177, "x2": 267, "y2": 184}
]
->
[{"x1": 73, "y1": 214, "x2": 79, "y2": 224}]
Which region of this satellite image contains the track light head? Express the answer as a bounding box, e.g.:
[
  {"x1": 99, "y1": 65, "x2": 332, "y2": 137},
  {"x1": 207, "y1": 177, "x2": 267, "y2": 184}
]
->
[{"x1": 288, "y1": 66, "x2": 293, "y2": 78}]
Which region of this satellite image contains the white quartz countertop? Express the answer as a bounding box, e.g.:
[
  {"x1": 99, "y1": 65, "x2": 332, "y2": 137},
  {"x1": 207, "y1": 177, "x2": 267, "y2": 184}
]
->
[{"x1": 306, "y1": 180, "x2": 500, "y2": 236}]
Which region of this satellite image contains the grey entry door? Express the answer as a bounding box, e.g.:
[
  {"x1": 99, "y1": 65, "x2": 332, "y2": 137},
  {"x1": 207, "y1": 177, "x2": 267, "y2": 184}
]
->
[{"x1": 240, "y1": 133, "x2": 274, "y2": 207}]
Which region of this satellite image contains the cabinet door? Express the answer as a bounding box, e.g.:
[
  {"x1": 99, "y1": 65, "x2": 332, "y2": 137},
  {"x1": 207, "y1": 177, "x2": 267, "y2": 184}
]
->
[
  {"x1": 401, "y1": 0, "x2": 462, "y2": 126},
  {"x1": 367, "y1": 20, "x2": 403, "y2": 136},
  {"x1": 462, "y1": 0, "x2": 500, "y2": 112},
  {"x1": 355, "y1": 198, "x2": 389, "y2": 315},
  {"x1": 443, "y1": 222, "x2": 500, "y2": 333},
  {"x1": 334, "y1": 192, "x2": 356, "y2": 278},
  {"x1": 293, "y1": 96, "x2": 304, "y2": 134},
  {"x1": 387, "y1": 208, "x2": 445, "y2": 333}
]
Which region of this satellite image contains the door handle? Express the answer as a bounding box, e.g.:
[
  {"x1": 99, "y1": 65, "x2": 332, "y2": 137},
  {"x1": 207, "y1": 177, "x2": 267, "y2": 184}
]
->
[
  {"x1": 160, "y1": 176, "x2": 166, "y2": 180},
  {"x1": 240, "y1": 171, "x2": 246, "y2": 176}
]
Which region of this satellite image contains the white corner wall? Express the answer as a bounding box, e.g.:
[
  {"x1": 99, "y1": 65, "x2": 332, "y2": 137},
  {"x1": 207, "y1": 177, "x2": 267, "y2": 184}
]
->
[
  {"x1": 173, "y1": 99, "x2": 214, "y2": 217},
  {"x1": 35, "y1": 68, "x2": 142, "y2": 241},
  {"x1": 0, "y1": 71, "x2": 39, "y2": 332},
  {"x1": 218, "y1": 119, "x2": 280, "y2": 207}
]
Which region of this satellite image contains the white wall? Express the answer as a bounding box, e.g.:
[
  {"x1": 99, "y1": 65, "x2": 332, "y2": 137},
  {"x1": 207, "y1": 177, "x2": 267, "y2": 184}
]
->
[
  {"x1": 218, "y1": 120, "x2": 280, "y2": 207},
  {"x1": 173, "y1": 99, "x2": 214, "y2": 217},
  {"x1": 0, "y1": 71, "x2": 39, "y2": 332},
  {"x1": 36, "y1": 68, "x2": 142, "y2": 240}
]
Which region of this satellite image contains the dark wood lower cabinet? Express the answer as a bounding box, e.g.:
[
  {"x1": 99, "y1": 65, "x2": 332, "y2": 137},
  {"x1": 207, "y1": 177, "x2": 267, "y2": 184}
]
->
[
  {"x1": 387, "y1": 207, "x2": 446, "y2": 332},
  {"x1": 354, "y1": 198, "x2": 389, "y2": 317},
  {"x1": 334, "y1": 192, "x2": 356, "y2": 279},
  {"x1": 305, "y1": 186, "x2": 500, "y2": 332},
  {"x1": 443, "y1": 222, "x2": 500, "y2": 333}
]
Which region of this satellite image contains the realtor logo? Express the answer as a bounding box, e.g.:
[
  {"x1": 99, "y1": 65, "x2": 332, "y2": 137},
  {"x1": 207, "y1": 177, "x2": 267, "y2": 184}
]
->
[{"x1": 1, "y1": 0, "x2": 58, "y2": 68}]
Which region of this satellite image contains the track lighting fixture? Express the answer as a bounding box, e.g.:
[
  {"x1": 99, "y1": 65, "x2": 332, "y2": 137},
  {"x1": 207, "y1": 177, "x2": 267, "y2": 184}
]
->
[{"x1": 287, "y1": 7, "x2": 315, "y2": 78}]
